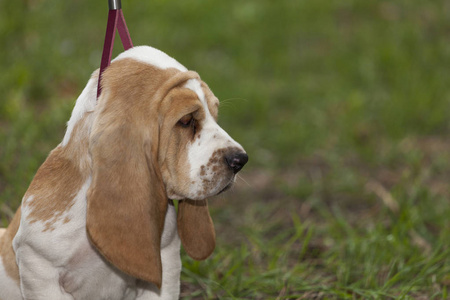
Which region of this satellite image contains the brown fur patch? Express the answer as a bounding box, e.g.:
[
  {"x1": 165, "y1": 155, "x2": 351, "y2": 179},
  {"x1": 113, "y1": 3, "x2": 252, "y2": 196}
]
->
[
  {"x1": 24, "y1": 114, "x2": 91, "y2": 231},
  {"x1": 0, "y1": 207, "x2": 21, "y2": 284},
  {"x1": 25, "y1": 145, "x2": 85, "y2": 232}
]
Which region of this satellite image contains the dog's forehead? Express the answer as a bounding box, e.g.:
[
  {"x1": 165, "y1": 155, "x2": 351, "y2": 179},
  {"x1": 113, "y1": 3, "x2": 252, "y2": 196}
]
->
[
  {"x1": 113, "y1": 45, "x2": 188, "y2": 72},
  {"x1": 183, "y1": 79, "x2": 219, "y2": 119},
  {"x1": 112, "y1": 46, "x2": 219, "y2": 118}
]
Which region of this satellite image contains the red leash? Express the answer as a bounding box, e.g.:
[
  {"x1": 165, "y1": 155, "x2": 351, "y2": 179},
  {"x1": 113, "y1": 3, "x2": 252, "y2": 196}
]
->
[{"x1": 97, "y1": 0, "x2": 133, "y2": 98}]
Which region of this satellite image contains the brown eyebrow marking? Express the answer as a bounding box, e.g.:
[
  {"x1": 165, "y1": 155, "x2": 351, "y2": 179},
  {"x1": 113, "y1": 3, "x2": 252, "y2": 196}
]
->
[{"x1": 201, "y1": 82, "x2": 219, "y2": 120}]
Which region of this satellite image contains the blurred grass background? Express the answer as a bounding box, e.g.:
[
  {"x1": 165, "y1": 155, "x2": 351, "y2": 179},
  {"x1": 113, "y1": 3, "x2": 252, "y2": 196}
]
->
[{"x1": 1, "y1": 0, "x2": 449, "y2": 299}]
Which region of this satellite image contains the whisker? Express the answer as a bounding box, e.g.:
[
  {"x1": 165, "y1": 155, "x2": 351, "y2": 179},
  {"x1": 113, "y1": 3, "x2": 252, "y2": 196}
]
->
[
  {"x1": 221, "y1": 97, "x2": 249, "y2": 102},
  {"x1": 219, "y1": 98, "x2": 249, "y2": 108},
  {"x1": 236, "y1": 174, "x2": 251, "y2": 187}
]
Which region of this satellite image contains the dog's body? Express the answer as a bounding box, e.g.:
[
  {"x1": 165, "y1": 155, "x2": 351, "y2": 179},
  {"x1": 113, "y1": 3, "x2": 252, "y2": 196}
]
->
[{"x1": 0, "y1": 46, "x2": 247, "y2": 300}]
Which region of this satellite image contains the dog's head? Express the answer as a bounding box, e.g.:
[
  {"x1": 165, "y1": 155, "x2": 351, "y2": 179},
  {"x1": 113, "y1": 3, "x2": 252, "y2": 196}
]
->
[{"x1": 86, "y1": 46, "x2": 247, "y2": 288}]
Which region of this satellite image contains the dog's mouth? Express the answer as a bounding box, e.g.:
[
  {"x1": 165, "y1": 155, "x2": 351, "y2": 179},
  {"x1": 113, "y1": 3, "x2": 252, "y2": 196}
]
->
[
  {"x1": 217, "y1": 183, "x2": 232, "y2": 195},
  {"x1": 217, "y1": 177, "x2": 235, "y2": 195}
]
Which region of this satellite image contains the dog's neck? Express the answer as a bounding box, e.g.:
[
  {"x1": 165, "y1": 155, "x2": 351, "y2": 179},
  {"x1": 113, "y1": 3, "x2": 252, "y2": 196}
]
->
[{"x1": 60, "y1": 73, "x2": 98, "y2": 177}]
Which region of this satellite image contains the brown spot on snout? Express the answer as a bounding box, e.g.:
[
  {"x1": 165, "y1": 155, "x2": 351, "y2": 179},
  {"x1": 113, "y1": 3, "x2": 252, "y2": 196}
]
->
[
  {"x1": 197, "y1": 147, "x2": 245, "y2": 196},
  {"x1": 200, "y1": 165, "x2": 206, "y2": 176}
]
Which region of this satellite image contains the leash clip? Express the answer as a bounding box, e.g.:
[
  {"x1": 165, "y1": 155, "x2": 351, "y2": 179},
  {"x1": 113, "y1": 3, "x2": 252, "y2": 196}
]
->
[{"x1": 108, "y1": 0, "x2": 122, "y2": 10}]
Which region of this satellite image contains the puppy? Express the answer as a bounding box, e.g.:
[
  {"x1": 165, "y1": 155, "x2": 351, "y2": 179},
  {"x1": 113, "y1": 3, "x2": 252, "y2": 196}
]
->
[{"x1": 0, "y1": 46, "x2": 248, "y2": 300}]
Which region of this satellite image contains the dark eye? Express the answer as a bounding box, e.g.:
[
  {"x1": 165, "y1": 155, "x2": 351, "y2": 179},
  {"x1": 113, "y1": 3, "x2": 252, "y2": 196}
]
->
[{"x1": 178, "y1": 114, "x2": 193, "y2": 127}]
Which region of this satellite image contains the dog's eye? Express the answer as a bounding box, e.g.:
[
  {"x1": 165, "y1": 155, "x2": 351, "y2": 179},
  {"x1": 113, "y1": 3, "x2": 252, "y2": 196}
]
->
[{"x1": 178, "y1": 114, "x2": 194, "y2": 128}]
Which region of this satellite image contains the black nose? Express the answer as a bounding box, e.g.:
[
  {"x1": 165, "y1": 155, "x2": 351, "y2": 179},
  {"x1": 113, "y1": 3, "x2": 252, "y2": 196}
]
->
[{"x1": 225, "y1": 151, "x2": 248, "y2": 174}]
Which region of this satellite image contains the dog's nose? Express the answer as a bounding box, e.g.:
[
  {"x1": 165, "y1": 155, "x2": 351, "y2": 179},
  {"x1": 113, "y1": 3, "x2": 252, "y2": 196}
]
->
[{"x1": 225, "y1": 151, "x2": 248, "y2": 174}]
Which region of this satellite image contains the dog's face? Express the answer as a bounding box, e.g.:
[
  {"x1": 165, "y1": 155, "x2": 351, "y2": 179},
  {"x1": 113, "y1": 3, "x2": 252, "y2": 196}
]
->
[
  {"x1": 93, "y1": 56, "x2": 247, "y2": 204},
  {"x1": 160, "y1": 79, "x2": 247, "y2": 201}
]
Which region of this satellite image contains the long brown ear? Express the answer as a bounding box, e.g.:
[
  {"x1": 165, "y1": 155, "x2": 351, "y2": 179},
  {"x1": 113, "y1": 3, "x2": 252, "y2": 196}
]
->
[
  {"x1": 86, "y1": 110, "x2": 167, "y2": 289},
  {"x1": 177, "y1": 199, "x2": 216, "y2": 260}
]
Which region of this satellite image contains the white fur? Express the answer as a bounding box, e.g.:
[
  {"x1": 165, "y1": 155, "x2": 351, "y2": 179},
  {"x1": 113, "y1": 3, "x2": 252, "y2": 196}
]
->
[
  {"x1": 0, "y1": 259, "x2": 22, "y2": 300},
  {"x1": 61, "y1": 73, "x2": 98, "y2": 146},
  {"x1": 113, "y1": 46, "x2": 187, "y2": 72},
  {"x1": 184, "y1": 79, "x2": 244, "y2": 199}
]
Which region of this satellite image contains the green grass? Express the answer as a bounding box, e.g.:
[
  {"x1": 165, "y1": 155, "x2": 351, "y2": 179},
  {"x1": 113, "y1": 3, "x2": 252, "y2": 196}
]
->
[{"x1": 1, "y1": 0, "x2": 449, "y2": 298}]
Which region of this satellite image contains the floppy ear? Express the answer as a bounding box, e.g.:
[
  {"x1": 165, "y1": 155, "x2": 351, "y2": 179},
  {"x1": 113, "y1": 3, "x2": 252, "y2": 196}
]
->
[
  {"x1": 177, "y1": 199, "x2": 216, "y2": 260},
  {"x1": 86, "y1": 108, "x2": 167, "y2": 289}
]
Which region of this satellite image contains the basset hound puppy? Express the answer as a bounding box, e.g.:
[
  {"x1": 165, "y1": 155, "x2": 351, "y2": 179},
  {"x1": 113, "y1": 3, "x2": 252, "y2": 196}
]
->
[{"x1": 0, "y1": 46, "x2": 248, "y2": 300}]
